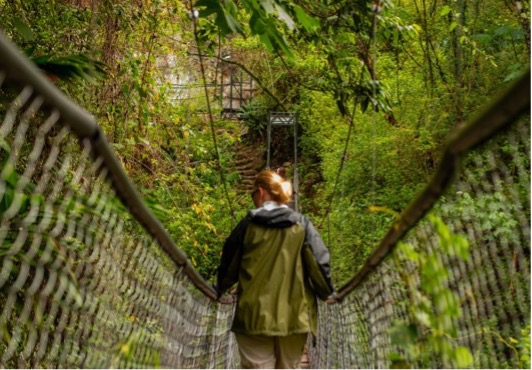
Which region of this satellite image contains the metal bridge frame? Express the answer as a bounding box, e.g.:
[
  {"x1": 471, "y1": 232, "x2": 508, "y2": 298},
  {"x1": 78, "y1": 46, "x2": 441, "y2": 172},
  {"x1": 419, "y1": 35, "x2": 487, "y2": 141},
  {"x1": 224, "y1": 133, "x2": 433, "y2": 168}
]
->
[
  {"x1": 219, "y1": 61, "x2": 254, "y2": 120},
  {"x1": 267, "y1": 112, "x2": 299, "y2": 212}
]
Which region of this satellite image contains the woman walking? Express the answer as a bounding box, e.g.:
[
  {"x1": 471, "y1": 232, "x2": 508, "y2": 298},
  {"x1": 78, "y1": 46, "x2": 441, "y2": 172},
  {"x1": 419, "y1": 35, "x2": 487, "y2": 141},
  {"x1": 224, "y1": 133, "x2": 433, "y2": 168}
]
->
[{"x1": 215, "y1": 170, "x2": 336, "y2": 369}]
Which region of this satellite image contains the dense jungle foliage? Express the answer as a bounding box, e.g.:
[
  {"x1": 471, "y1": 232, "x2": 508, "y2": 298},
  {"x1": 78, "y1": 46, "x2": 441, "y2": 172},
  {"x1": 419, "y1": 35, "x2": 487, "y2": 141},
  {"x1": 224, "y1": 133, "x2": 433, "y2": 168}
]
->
[{"x1": 0, "y1": 0, "x2": 529, "y2": 285}]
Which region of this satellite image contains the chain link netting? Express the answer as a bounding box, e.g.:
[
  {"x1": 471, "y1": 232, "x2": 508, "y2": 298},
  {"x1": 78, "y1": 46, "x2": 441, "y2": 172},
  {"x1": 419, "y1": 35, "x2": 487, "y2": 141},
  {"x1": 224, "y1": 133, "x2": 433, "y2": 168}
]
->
[
  {"x1": 310, "y1": 118, "x2": 530, "y2": 368},
  {"x1": 0, "y1": 71, "x2": 238, "y2": 368}
]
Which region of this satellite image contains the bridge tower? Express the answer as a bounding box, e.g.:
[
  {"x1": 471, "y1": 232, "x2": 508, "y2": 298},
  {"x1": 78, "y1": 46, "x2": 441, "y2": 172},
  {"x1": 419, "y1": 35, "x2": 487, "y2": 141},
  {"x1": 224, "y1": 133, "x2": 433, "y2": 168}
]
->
[
  {"x1": 267, "y1": 112, "x2": 299, "y2": 212},
  {"x1": 218, "y1": 56, "x2": 255, "y2": 120}
]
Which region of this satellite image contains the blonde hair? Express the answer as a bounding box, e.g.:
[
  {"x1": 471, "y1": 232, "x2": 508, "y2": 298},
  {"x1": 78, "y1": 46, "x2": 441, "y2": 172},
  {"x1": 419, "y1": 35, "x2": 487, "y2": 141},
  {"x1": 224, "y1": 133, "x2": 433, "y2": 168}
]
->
[{"x1": 253, "y1": 170, "x2": 292, "y2": 204}]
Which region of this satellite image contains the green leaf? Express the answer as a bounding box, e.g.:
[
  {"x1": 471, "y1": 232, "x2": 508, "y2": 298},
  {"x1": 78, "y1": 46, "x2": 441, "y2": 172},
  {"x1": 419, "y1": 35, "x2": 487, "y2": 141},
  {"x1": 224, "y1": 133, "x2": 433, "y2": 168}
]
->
[
  {"x1": 452, "y1": 234, "x2": 470, "y2": 261},
  {"x1": 1, "y1": 163, "x2": 18, "y2": 186},
  {"x1": 389, "y1": 353, "x2": 410, "y2": 369},
  {"x1": 435, "y1": 290, "x2": 460, "y2": 317},
  {"x1": 13, "y1": 17, "x2": 35, "y2": 41},
  {"x1": 197, "y1": 6, "x2": 218, "y2": 17},
  {"x1": 223, "y1": 0, "x2": 244, "y2": 33},
  {"x1": 411, "y1": 24, "x2": 422, "y2": 35},
  {"x1": 196, "y1": 0, "x2": 243, "y2": 35},
  {"x1": 397, "y1": 242, "x2": 419, "y2": 262},
  {"x1": 262, "y1": 0, "x2": 275, "y2": 14},
  {"x1": 449, "y1": 21, "x2": 458, "y2": 32},
  {"x1": 440, "y1": 5, "x2": 451, "y2": 17},
  {"x1": 393, "y1": 29, "x2": 399, "y2": 44},
  {"x1": 420, "y1": 255, "x2": 447, "y2": 292},
  {"x1": 195, "y1": 0, "x2": 219, "y2": 12},
  {"x1": 413, "y1": 310, "x2": 431, "y2": 327},
  {"x1": 294, "y1": 5, "x2": 319, "y2": 32},
  {"x1": 389, "y1": 322, "x2": 418, "y2": 345},
  {"x1": 259, "y1": 33, "x2": 274, "y2": 52},
  {"x1": 0, "y1": 182, "x2": 14, "y2": 213},
  {"x1": 250, "y1": 13, "x2": 267, "y2": 34},
  {"x1": 0, "y1": 137, "x2": 11, "y2": 154},
  {"x1": 453, "y1": 346, "x2": 473, "y2": 368},
  {"x1": 274, "y1": 3, "x2": 295, "y2": 30},
  {"x1": 31, "y1": 54, "x2": 106, "y2": 83}
]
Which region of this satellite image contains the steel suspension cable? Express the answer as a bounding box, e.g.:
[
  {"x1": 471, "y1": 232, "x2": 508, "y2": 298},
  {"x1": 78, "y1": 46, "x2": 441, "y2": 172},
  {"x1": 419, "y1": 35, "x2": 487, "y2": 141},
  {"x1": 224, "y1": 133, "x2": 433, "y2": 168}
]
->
[
  {"x1": 370, "y1": 1, "x2": 383, "y2": 229},
  {"x1": 319, "y1": 5, "x2": 382, "y2": 230},
  {"x1": 189, "y1": 5, "x2": 236, "y2": 227},
  {"x1": 319, "y1": 76, "x2": 363, "y2": 229}
]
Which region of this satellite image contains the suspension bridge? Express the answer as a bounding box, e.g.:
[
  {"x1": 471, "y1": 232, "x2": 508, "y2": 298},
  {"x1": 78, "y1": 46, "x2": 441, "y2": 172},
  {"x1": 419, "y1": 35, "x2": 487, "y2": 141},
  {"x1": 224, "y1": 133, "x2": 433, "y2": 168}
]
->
[{"x1": 0, "y1": 28, "x2": 530, "y2": 369}]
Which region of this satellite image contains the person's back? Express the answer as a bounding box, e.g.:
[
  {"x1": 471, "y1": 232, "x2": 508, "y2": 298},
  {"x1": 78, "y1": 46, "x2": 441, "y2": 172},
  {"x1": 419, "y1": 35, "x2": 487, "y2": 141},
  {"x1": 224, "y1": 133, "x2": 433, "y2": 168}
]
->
[
  {"x1": 235, "y1": 205, "x2": 314, "y2": 336},
  {"x1": 216, "y1": 170, "x2": 336, "y2": 369}
]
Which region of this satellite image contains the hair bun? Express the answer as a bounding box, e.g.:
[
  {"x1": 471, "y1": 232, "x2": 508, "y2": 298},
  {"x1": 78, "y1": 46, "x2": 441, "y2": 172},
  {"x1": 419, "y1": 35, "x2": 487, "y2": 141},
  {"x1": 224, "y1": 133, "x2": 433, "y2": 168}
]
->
[
  {"x1": 253, "y1": 170, "x2": 293, "y2": 204},
  {"x1": 280, "y1": 180, "x2": 293, "y2": 202}
]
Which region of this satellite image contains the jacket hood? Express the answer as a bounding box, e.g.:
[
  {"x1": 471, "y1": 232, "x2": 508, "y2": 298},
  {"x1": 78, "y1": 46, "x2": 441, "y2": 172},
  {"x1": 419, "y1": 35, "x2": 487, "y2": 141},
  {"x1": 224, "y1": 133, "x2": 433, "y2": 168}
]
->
[{"x1": 248, "y1": 206, "x2": 299, "y2": 228}]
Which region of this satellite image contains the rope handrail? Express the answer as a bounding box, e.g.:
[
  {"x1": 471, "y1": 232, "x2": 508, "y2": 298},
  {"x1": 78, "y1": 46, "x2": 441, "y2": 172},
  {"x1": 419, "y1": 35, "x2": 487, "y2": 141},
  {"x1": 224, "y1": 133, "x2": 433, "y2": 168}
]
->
[
  {"x1": 0, "y1": 29, "x2": 219, "y2": 301},
  {"x1": 337, "y1": 68, "x2": 531, "y2": 298}
]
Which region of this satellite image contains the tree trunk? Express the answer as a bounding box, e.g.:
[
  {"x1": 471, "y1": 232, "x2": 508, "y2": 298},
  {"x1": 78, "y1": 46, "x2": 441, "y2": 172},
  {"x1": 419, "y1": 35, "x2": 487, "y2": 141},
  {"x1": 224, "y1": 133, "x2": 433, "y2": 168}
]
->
[{"x1": 450, "y1": 0, "x2": 466, "y2": 123}]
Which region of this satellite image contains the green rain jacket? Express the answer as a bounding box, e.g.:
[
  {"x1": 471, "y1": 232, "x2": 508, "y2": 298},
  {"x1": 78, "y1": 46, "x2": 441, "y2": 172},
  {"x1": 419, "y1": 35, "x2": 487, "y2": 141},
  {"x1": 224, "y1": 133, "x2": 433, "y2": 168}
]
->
[{"x1": 216, "y1": 202, "x2": 334, "y2": 336}]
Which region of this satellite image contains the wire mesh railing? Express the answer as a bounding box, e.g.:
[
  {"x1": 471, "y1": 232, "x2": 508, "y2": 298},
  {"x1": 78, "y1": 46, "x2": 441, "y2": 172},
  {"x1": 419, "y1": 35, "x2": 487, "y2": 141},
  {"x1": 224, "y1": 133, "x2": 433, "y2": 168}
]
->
[
  {"x1": 0, "y1": 30, "x2": 238, "y2": 368},
  {"x1": 0, "y1": 27, "x2": 530, "y2": 369},
  {"x1": 310, "y1": 72, "x2": 530, "y2": 368}
]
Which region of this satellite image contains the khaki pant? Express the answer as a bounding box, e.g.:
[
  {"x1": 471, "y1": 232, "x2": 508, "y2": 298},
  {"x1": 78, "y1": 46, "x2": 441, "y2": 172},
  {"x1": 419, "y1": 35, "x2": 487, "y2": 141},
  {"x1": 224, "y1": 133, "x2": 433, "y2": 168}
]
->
[{"x1": 234, "y1": 332, "x2": 308, "y2": 369}]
